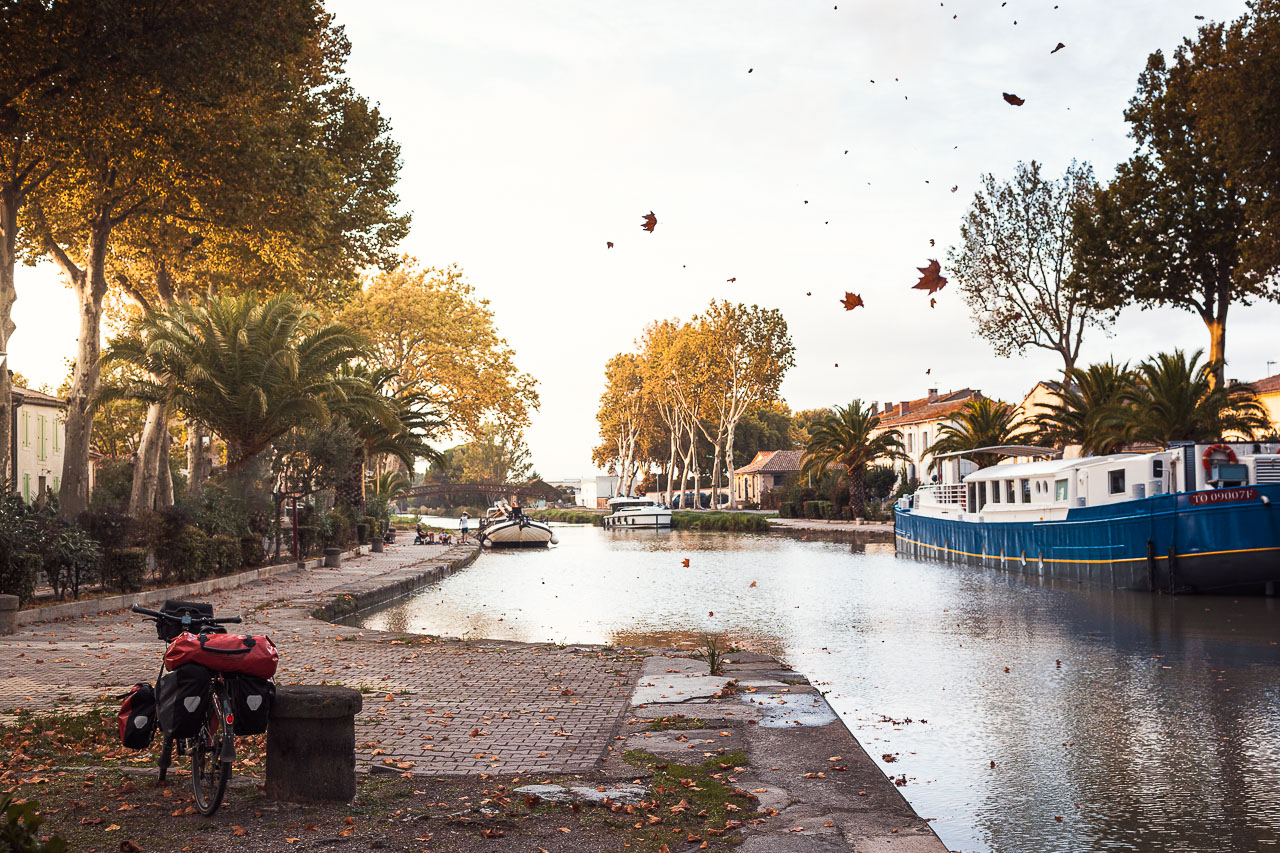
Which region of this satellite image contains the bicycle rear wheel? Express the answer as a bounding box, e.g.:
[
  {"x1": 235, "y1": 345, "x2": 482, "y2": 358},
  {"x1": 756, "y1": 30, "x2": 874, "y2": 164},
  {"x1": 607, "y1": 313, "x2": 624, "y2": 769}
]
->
[{"x1": 191, "y1": 701, "x2": 231, "y2": 815}]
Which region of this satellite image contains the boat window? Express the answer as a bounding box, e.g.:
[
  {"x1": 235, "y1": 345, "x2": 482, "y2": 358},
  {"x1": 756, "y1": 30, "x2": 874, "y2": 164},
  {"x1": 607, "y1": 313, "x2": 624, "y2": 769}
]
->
[
  {"x1": 991, "y1": 481, "x2": 1000, "y2": 503},
  {"x1": 1054, "y1": 479, "x2": 1068, "y2": 501},
  {"x1": 1006, "y1": 480, "x2": 1016, "y2": 503},
  {"x1": 967, "y1": 482, "x2": 976, "y2": 511},
  {"x1": 1108, "y1": 470, "x2": 1126, "y2": 495},
  {"x1": 1020, "y1": 479, "x2": 1031, "y2": 503},
  {"x1": 1152, "y1": 459, "x2": 1164, "y2": 479}
]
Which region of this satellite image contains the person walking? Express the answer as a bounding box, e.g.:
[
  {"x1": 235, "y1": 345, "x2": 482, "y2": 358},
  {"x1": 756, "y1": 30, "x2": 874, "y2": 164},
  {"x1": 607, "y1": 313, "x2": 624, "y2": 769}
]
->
[{"x1": 459, "y1": 511, "x2": 470, "y2": 543}]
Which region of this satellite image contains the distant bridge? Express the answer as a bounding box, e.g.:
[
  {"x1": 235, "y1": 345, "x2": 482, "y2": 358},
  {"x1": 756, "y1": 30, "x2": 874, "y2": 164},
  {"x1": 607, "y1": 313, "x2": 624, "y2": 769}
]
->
[{"x1": 405, "y1": 482, "x2": 561, "y2": 502}]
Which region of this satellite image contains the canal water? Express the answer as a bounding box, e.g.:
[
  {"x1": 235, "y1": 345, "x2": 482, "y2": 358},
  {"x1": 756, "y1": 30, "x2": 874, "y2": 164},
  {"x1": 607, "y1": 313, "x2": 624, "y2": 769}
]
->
[{"x1": 359, "y1": 523, "x2": 1280, "y2": 853}]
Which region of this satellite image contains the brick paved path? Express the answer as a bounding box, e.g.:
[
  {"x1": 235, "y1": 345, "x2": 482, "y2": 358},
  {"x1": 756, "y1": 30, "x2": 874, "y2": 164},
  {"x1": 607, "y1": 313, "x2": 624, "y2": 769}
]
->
[{"x1": 0, "y1": 544, "x2": 641, "y2": 776}]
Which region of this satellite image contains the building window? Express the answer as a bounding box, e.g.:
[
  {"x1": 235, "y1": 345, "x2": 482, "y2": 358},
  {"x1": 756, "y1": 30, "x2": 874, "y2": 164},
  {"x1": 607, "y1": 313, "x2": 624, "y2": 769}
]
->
[
  {"x1": 1055, "y1": 479, "x2": 1069, "y2": 501},
  {"x1": 1108, "y1": 470, "x2": 1126, "y2": 495},
  {"x1": 922, "y1": 431, "x2": 929, "y2": 449},
  {"x1": 37, "y1": 475, "x2": 45, "y2": 496},
  {"x1": 907, "y1": 433, "x2": 913, "y2": 452}
]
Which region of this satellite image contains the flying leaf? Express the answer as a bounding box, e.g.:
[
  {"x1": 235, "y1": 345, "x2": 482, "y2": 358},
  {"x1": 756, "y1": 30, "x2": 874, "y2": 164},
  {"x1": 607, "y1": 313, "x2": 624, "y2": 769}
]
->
[
  {"x1": 749, "y1": 581, "x2": 757, "y2": 588},
  {"x1": 681, "y1": 558, "x2": 690, "y2": 567},
  {"x1": 913, "y1": 259, "x2": 948, "y2": 294},
  {"x1": 930, "y1": 298, "x2": 937, "y2": 308},
  {"x1": 1002, "y1": 92, "x2": 1025, "y2": 106},
  {"x1": 841, "y1": 292, "x2": 864, "y2": 310},
  {"x1": 606, "y1": 241, "x2": 614, "y2": 249},
  {"x1": 640, "y1": 211, "x2": 657, "y2": 233},
  {"x1": 1050, "y1": 42, "x2": 1065, "y2": 54},
  {"x1": 950, "y1": 185, "x2": 958, "y2": 193},
  {"x1": 726, "y1": 277, "x2": 736, "y2": 283}
]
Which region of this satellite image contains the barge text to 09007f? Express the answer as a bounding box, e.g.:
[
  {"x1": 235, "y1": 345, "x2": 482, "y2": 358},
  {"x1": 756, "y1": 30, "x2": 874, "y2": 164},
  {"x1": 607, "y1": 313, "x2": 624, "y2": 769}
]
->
[{"x1": 894, "y1": 442, "x2": 1280, "y2": 594}]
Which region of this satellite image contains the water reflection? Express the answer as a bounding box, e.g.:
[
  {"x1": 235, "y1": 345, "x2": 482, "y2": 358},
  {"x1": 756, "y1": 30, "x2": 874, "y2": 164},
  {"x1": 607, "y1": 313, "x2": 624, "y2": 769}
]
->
[{"x1": 359, "y1": 526, "x2": 1280, "y2": 853}]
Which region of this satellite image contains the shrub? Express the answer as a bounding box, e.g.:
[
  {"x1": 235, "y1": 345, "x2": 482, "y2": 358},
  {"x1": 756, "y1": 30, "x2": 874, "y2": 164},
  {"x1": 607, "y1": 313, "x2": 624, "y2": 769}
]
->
[
  {"x1": 46, "y1": 528, "x2": 102, "y2": 600},
  {"x1": 152, "y1": 506, "x2": 193, "y2": 584},
  {"x1": 76, "y1": 508, "x2": 132, "y2": 553},
  {"x1": 0, "y1": 792, "x2": 68, "y2": 852},
  {"x1": 0, "y1": 553, "x2": 40, "y2": 605},
  {"x1": 363, "y1": 515, "x2": 379, "y2": 538},
  {"x1": 209, "y1": 534, "x2": 243, "y2": 576},
  {"x1": 356, "y1": 523, "x2": 369, "y2": 545},
  {"x1": 107, "y1": 548, "x2": 148, "y2": 593},
  {"x1": 87, "y1": 458, "x2": 133, "y2": 511},
  {"x1": 240, "y1": 535, "x2": 266, "y2": 568},
  {"x1": 296, "y1": 525, "x2": 317, "y2": 557},
  {"x1": 318, "y1": 511, "x2": 351, "y2": 548},
  {"x1": 169, "y1": 526, "x2": 209, "y2": 583}
]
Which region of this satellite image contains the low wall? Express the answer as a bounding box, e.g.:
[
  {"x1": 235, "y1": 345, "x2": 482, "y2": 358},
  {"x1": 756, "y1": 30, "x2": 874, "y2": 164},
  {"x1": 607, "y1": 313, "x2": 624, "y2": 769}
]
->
[{"x1": 310, "y1": 544, "x2": 479, "y2": 622}]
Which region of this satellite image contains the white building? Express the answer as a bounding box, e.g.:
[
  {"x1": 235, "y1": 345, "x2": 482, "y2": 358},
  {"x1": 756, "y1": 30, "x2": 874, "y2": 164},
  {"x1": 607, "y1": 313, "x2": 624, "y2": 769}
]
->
[
  {"x1": 13, "y1": 385, "x2": 66, "y2": 502},
  {"x1": 873, "y1": 388, "x2": 984, "y2": 482}
]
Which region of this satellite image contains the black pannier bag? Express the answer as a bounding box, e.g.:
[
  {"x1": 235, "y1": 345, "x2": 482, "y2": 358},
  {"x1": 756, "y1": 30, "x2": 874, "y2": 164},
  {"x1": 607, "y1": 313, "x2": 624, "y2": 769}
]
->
[
  {"x1": 117, "y1": 682, "x2": 157, "y2": 750},
  {"x1": 157, "y1": 664, "x2": 213, "y2": 738},
  {"x1": 227, "y1": 675, "x2": 274, "y2": 735}
]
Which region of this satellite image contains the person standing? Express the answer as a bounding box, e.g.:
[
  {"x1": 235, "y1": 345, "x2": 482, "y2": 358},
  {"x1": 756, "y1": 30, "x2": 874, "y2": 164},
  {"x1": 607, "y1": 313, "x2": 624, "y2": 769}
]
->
[{"x1": 459, "y1": 511, "x2": 470, "y2": 543}]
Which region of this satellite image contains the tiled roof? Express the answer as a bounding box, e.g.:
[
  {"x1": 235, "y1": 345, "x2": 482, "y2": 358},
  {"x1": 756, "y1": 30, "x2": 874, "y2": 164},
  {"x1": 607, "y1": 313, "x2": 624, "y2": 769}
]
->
[
  {"x1": 875, "y1": 389, "x2": 980, "y2": 428},
  {"x1": 736, "y1": 450, "x2": 804, "y2": 475},
  {"x1": 12, "y1": 385, "x2": 65, "y2": 408},
  {"x1": 1251, "y1": 373, "x2": 1280, "y2": 395}
]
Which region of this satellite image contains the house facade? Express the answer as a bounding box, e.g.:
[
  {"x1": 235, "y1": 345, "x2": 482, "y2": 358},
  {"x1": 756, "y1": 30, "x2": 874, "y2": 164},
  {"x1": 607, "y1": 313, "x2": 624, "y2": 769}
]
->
[
  {"x1": 732, "y1": 450, "x2": 803, "y2": 504},
  {"x1": 1252, "y1": 372, "x2": 1280, "y2": 433},
  {"x1": 13, "y1": 385, "x2": 67, "y2": 503},
  {"x1": 872, "y1": 388, "x2": 983, "y2": 482}
]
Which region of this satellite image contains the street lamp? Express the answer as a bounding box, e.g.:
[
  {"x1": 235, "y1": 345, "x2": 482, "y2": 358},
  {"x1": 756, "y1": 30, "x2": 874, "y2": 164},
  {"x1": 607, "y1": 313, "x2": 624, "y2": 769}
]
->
[{"x1": 276, "y1": 450, "x2": 311, "y2": 563}]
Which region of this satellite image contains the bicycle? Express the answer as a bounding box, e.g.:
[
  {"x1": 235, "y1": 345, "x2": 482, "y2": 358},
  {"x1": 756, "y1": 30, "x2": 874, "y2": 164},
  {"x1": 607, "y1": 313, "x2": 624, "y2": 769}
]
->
[{"x1": 130, "y1": 600, "x2": 242, "y2": 815}]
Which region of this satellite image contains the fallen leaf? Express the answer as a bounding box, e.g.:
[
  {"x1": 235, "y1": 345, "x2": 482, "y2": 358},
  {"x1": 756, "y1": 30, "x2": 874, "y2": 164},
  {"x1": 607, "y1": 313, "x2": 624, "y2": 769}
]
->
[
  {"x1": 1002, "y1": 92, "x2": 1025, "y2": 106},
  {"x1": 749, "y1": 581, "x2": 757, "y2": 588},
  {"x1": 841, "y1": 292, "x2": 864, "y2": 311},
  {"x1": 681, "y1": 558, "x2": 690, "y2": 568},
  {"x1": 641, "y1": 211, "x2": 657, "y2": 233},
  {"x1": 708, "y1": 611, "x2": 714, "y2": 617}
]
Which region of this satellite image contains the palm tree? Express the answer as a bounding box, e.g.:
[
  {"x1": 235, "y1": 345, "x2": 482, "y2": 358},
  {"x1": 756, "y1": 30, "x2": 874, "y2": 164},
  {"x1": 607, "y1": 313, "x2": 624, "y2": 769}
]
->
[
  {"x1": 925, "y1": 397, "x2": 1023, "y2": 471},
  {"x1": 365, "y1": 470, "x2": 413, "y2": 522},
  {"x1": 1031, "y1": 361, "x2": 1134, "y2": 455},
  {"x1": 101, "y1": 292, "x2": 371, "y2": 473},
  {"x1": 1125, "y1": 349, "x2": 1271, "y2": 446},
  {"x1": 800, "y1": 400, "x2": 905, "y2": 519}
]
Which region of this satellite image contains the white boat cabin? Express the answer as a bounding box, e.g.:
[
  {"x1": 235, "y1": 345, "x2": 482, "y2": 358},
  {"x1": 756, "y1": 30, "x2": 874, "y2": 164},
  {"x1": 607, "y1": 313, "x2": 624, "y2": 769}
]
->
[{"x1": 906, "y1": 441, "x2": 1280, "y2": 523}]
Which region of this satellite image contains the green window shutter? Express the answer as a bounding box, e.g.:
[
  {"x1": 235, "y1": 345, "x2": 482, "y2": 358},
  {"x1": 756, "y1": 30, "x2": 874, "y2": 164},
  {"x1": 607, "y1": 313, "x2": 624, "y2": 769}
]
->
[
  {"x1": 22, "y1": 474, "x2": 29, "y2": 503},
  {"x1": 53, "y1": 418, "x2": 59, "y2": 453},
  {"x1": 22, "y1": 412, "x2": 28, "y2": 447},
  {"x1": 53, "y1": 476, "x2": 59, "y2": 494},
  {"x1": 38, "y1": 415, "x2": 45, "y2": 461}
]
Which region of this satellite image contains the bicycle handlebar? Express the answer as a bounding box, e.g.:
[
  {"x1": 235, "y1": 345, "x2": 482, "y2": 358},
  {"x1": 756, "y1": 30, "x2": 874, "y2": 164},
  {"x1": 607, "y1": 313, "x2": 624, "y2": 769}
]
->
[{"x1": 130, "y1": 604, "x2": 242, "y2": 625}]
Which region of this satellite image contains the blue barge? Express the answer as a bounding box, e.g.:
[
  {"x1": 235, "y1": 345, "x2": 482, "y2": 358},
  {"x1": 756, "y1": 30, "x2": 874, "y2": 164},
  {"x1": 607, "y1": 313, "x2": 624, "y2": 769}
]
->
[{"x1": 894, "y1": 442, "x2": 1280, "y2": 594}]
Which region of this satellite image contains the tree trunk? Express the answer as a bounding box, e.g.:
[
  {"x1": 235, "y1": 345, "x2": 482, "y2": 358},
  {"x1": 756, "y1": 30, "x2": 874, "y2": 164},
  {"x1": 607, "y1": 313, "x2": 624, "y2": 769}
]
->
[
  {"x1": 186, "y1": 419, "x2": 206, "y2": 501},
  {"x1": 664, "y1": 427, "x2": 678, "y2": 507},
  {"x1": 711, "y1": 436, "x2": 724, "y2": 511},
  {"x1": 57, "y1": 227, "x2": 109, "y2": 519},
  {"x1": 129, "y1": 399, "x2": 167, "y2": 513},
  {"x1": 849, "y1": 466, "x2": 867, "y2": 519},
  {"x1": 0, "y1": 191, "x2": 15, "y2": 494},
  {"x1": 1206, "y1": 314, "x2": 1227, "y2": 391},
  {"x1": 157, "y1": 418, "x2": 173, "y2": 506},
  {"x1": 724, "y1": 420, "x2": 739, "y2": 509}
]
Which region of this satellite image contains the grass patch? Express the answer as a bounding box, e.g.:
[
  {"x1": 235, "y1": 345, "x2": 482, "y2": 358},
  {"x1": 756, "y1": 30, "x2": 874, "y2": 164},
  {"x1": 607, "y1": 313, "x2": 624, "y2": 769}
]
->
[
  {"x1": 644, "y1": 715, "x2": 707, "y2": 731},
  {"x1": 672, "y1": 511, "x2": 770, "y2": 532},
  {"x1": 526, "y1": 508, "x2": 604, "y2": 525}
]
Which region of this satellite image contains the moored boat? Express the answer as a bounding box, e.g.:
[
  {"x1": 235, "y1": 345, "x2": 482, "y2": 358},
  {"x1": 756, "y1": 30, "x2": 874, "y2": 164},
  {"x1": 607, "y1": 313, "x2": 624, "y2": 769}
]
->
[
  {"x1": 602, "y1": 496, "x2": 672, "y2": 529},
  {"x1": 894, "y1": 442, "x2": 1280, "y2": 594},
  {"x1": 477, "y1": 503, "x2": 558, "y2": 549}
]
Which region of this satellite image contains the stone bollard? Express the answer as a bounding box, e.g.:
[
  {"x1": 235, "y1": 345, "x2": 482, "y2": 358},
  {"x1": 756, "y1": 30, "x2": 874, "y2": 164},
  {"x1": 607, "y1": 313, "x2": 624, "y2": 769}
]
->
[
  {"x1": 323, "y1": 547, "x2": 342, "y2": 568},
  {"x1": 266, "y1": 685, "x2": 363, "y2": 803},
  {"x1": 371, "y1": 538, "x2": 384, "y2": 553},
  {"x1": 0, "y1": 595, "x2": 17, "y2": 635}
]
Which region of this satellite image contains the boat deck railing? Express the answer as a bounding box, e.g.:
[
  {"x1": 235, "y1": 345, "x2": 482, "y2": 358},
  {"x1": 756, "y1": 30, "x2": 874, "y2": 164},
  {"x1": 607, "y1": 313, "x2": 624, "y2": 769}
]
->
[{"x1": 916, "y1": 483, "x2": 967, "y2": 509}]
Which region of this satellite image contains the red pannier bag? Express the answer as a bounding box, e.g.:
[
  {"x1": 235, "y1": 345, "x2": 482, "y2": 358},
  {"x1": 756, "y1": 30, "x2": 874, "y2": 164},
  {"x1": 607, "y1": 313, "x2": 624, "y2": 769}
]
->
[{"x1": 164, "y1": 631, "x2": 279, "y2": 678}]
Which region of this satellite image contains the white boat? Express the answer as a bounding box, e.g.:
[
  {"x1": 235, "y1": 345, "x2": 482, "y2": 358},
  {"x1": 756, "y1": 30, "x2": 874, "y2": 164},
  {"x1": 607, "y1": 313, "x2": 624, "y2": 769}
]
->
[
  {"x1": 602, "y1": 496, "x2": 672, "y2": 529},
  {"x1": 477, "y1": 503, "x2": 558, "y2": 549}
]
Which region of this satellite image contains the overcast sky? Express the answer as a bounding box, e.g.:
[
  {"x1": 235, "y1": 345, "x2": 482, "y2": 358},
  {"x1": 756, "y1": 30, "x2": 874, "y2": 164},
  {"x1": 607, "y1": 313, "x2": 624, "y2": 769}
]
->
[{"x1": 10, "y1": 0, "x2": 1276, "y2": 478}]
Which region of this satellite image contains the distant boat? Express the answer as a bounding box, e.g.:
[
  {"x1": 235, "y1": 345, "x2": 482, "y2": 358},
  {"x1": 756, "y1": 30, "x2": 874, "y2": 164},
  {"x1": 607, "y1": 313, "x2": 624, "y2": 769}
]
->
[
  {"x1": 602, "y1": 496, "x2": 672, "y2": 529},
  {"x1": 895, "y1": 442, "x2": 1280, "y2": 594},
  {"x1": 477, "y1": 503, "x2": 557, "y2": 549}
]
